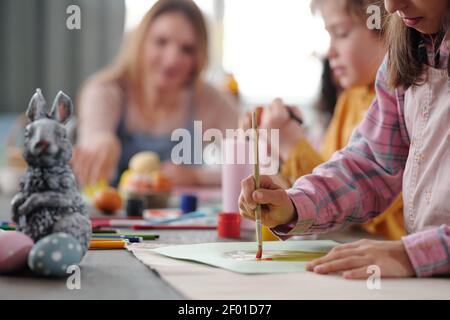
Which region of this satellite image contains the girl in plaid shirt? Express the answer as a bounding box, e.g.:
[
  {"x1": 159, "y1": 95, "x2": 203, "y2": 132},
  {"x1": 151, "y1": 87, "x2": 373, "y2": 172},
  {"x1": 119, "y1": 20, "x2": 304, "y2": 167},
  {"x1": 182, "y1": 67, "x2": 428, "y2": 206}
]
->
[{"x1": 239, "y1": 0, "x2": 450, "y2": 278}]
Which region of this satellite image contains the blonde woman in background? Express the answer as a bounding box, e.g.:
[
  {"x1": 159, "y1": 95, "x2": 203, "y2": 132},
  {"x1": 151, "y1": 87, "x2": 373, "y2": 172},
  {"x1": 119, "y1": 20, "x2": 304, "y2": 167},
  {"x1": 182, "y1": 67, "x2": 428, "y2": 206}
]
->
[{"x1": 73, "y1": 0, "x2": 238, "y2": 187}]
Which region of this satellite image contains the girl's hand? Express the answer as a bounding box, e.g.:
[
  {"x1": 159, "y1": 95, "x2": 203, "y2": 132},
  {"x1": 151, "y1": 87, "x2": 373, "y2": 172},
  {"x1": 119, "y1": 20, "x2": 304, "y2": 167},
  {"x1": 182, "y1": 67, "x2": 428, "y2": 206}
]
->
[
  {"x1": 239, "y1": 175, "x2": 295, "y2": 228},
  {"x1": 260, "y1": 98, "x2": 302, "y2": 130},
  {"x1": 242, "y1": 99, "x2": 304, "y2": 161},
  {"x1": 263, "y1": 98, "x2": 304, "y2": 161},
  {"x1": 72, "y1": 133, "x2": 121, "y2": 187},
  {"x1": 243, "y1": 98, "x2": 303, "y2": 130},
  {"x1": 306, "y1": 239, "x2": 416, "y2": 279}
]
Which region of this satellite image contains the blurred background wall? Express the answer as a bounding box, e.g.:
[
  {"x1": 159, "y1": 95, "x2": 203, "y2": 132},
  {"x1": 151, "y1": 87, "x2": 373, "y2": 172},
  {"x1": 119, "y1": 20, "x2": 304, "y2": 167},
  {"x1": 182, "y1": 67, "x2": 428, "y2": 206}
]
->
[
  {"x1": 0, "y1": 0, "x2": 330, "y2": 113},
  {"x1": 0, "y1": 0, "x2": 125, "y2": 113},
  {"x1": 0, "y1": 0, "x2": 329, "y2": 167}
]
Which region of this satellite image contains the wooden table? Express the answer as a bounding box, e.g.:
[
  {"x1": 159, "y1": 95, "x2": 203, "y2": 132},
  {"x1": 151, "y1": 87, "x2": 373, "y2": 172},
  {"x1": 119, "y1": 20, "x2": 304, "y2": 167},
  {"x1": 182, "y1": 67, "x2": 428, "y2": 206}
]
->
[{"x1": 1, "y1": 195, "x2": 448, "y2": 300}]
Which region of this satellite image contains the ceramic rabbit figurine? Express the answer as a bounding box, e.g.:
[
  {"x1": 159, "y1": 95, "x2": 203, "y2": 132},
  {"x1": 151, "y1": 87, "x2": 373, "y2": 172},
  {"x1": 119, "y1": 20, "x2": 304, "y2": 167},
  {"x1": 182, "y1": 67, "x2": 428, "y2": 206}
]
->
[{"x1": 11, "y1": 89, "x2": 91, "y2": 256}]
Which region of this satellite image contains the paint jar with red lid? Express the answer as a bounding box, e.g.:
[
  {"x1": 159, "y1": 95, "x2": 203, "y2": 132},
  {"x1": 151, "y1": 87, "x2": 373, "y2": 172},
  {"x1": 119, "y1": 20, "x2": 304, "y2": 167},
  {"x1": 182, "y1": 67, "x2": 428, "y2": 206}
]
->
[{"x1": 217, "y1": 212, "x2": 241, "y2": 239}]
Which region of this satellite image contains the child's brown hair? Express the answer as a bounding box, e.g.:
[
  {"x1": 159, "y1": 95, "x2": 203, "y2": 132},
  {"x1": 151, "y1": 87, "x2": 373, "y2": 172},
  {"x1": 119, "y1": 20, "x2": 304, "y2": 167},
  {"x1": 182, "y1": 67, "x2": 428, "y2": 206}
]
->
[
  {"x1": 311, "y1": 0, "x2": 386, "y2": 36},
  {"x1": 386, "y1": 12, "x2": 450, "y2": 89}
]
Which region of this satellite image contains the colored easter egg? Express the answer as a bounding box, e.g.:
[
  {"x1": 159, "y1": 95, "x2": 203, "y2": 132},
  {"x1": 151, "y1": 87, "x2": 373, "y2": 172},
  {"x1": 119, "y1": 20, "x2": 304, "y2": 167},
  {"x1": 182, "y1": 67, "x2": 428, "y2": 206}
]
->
[
  {"x1": 0, "y1": 231, "x2": 34, "y2": 274},
  {"x1": 152, "y1": 172, "x2": 172, "y2": 193},
  {"x1": 94, "y1": 187, "x2": 123, "y2": 215},
  {"x1": 129, "y1": 151, "x2": 160, "y2": 174},
  {"x1": 28, "y1": 233, "x2": 83, "y2": 277}
]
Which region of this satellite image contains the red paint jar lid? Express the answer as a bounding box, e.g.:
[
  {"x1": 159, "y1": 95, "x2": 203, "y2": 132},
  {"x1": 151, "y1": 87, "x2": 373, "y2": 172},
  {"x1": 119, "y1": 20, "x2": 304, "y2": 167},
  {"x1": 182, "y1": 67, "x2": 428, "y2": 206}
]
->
[
  {"x1": 217, "y1": 212, "x2": 241, "y2": 239},
  {"x1": 218, "y1": 212, "x2": 241, "y2": 221}
]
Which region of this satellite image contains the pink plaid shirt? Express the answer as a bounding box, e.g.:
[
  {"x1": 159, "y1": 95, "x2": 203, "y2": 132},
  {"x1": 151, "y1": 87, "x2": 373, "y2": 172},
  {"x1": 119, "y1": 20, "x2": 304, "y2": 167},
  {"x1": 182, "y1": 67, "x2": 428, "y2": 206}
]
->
[{"x1": 274, "y1": 32, "x2": 450, "y2": 277}]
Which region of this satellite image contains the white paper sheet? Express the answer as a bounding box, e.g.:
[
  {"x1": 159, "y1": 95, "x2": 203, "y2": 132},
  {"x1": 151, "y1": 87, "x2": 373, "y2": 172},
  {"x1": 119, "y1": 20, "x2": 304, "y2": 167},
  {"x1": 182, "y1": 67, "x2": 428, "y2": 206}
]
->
[
  {"x1": 151, "y1": 240, "x2": 338, "y2": 274},
  {"x1": 128, "y1": 243, "x2": 450, "y2": 299}
]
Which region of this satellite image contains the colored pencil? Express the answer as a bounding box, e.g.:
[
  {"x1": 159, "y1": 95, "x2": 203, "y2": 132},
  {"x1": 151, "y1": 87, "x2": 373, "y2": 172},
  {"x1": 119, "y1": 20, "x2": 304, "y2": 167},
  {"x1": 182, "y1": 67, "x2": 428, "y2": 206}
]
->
[
  {"x1": 91, "y1": 235, "x2": 143, "y2": 242},
  {"x1": 285, "y1": 105, "x2": 303, "y2": 126},
  {"x1": 92, "y1": 211, "x2": 207, "y2": 229},
  {"x1": 92, "y1": 233, "x2": 159, "y2": 240},
  {"x1": 132, "y1": 225, "x2": 216, "y2": 230},
  {"x1": 92, "y1": 229, "x2": 118, "y2": 234},
  {"x1": 89, "y1": 239, "x2": 127, "y2": 249},
  {"x1": 91, "y1": 219, "x2": 149, "y2": 228},
  {"x1": 91, "y1": 236, "x2": 142, "y2": 243},
  {"x1": 0, "y1": 225, "x2": 16, "y2": 231},
  {"x1": 150, "y1": 211, "x2": 205, "y2": 225}
]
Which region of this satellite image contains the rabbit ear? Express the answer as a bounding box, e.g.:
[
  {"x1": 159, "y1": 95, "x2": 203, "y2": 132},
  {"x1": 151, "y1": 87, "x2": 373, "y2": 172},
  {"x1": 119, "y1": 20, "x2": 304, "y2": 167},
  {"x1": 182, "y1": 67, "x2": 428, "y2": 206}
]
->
[
  {"x1": 26, "y1": 89, "x2": 47, "y2": 122},
  {"x1": 49, "y1": 91, "x2": 73, "y2": 124}
]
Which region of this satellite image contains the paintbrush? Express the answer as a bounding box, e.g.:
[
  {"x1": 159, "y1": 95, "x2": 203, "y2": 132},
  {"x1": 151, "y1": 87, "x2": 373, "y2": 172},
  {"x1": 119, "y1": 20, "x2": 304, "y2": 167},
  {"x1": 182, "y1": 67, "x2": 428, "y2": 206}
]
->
[{"x1": 252, "y1": 112, "x2": 263, "y2": 259}]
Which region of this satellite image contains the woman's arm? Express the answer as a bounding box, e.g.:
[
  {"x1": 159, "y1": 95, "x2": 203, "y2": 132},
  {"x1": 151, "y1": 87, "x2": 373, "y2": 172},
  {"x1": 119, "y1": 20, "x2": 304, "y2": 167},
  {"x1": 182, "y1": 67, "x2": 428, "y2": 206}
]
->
[
  {"x1": 73, "y1": 78, "x2": 123, "y2": 186},
  {"x1": 77, "y1": 78, "x2": 122, "y2": 144}
]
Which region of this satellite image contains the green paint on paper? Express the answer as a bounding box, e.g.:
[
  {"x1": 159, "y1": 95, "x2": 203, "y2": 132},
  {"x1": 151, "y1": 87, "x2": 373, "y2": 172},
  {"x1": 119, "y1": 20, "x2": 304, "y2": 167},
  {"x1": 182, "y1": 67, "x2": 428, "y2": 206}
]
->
[
  {"x1": 223, "y1": 250, "x2": 326, "y2": 262},
  {"x1": 152, "y1": 241, "x2": 338, "y2": 274}
]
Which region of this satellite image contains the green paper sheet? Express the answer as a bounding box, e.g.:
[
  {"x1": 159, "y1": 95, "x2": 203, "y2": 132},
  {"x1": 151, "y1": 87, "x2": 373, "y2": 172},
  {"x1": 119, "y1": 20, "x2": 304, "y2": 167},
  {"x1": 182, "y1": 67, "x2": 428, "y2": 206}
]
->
[{"x1": 151, "y1": 240, "x2": 339, "y2": 274}]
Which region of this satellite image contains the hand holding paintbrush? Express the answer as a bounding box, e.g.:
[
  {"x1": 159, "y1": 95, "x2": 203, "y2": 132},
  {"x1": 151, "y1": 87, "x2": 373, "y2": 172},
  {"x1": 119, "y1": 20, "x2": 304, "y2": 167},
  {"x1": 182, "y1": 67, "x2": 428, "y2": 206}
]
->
[{"x1": 238, "y1": 110, "x2": 296, "y2": 248}]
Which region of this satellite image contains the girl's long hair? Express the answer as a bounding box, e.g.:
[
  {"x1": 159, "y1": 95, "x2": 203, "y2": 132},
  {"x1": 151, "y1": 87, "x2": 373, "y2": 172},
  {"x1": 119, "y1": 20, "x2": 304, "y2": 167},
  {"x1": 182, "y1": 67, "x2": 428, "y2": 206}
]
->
[{"x1": 386, "y1": 10, "x2": 450, "y2": 89}]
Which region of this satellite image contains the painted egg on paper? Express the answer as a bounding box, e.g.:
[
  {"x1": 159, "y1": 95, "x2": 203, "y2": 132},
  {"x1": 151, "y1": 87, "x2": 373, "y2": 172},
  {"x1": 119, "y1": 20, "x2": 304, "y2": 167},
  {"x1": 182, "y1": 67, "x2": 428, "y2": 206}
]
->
[{"x1": 28, "y1": 233, "x2": 83, "y2": 277}]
